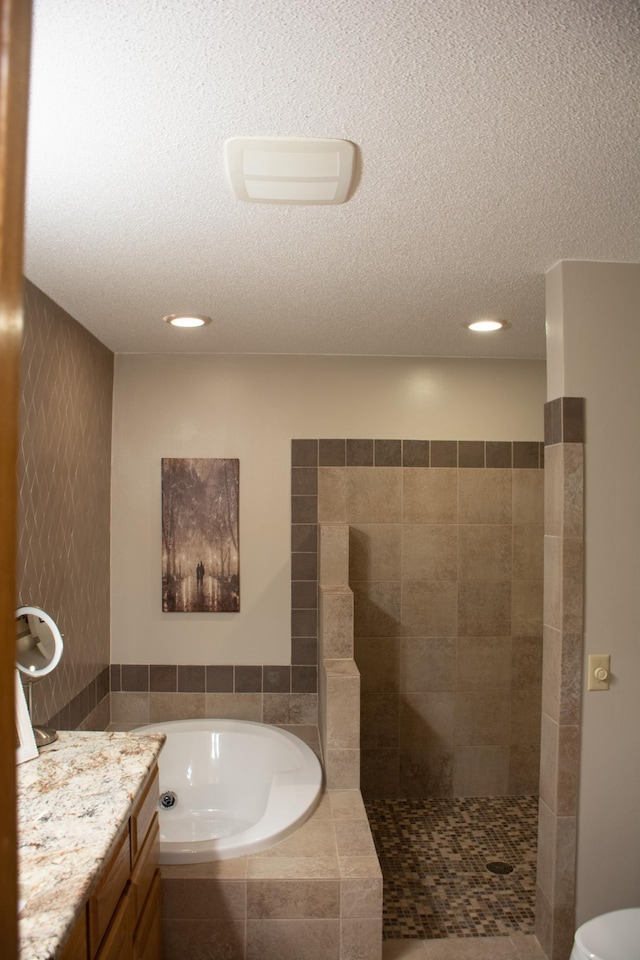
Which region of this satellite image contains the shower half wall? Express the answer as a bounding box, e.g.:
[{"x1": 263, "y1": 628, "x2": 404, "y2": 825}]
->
[{"x1": 302, "y1": 438, "x2": 544, "y2": 800}]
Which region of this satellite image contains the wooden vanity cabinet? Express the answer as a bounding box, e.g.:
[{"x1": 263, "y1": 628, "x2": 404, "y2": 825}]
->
[{"x1": 60, "y1": 765, "x2": 161, "y2": 960}]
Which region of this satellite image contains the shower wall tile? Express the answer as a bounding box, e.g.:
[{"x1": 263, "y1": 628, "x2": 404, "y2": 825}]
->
[
  {"x1": 457, "y1": 525, "x2": 512, "y2": 580},
  {"x1": 402, "y1": 469, "x2": 457, "y2": 523},
  {"x1": 352, "y1": 581, "x2": 402, "y2": 637},
  {"x1": 537, "y1": 397, "x2": 584, "y2": 960},
  {"x1": 456, "y1": 637, "x2": 511, "y2": 691},
  {"x1": 401, "y1": 525, "x2": 457, "y2": 581},
  {"x1": 513, "y1": 469, "x2": 545, "y2": 525},
  {"x1": 400, "y1": 637, "x2": 455, "y2": 693},
  {"x1": 453, "y1": 745, "x2": 510, "y2": 796},
  {"x1": 458, "y1": 469, "x2": 512, "y2": 524},
  {"x1": 301, "y1": 438, "x2": 543, "y2": 800},
  {"x1": 513, "y1": 524, "x2": 544, "y2": 580},
  {"x1": 349, "y1": 525, "x2": 402, "y2": 581},
  {"x1": 401, "y1": 581, "x2": 458, "y2": 637},
  {"x1": 399, "y1": 692, "x2": 455, "y2": 748},
  {"x1": 354, "y1": 638, "x2": 400, "y2": 694},
  {"x1": 399, "y1": 746, "x2": 454, "y2": 798},
  {"x1": 345, "y1": 468, "x2": 402, "y2": 522},
  {"x1": 454, "y1": 691, "x2": 510, "y2": 746},
  {"x1": 458, "y1": 581, "x2": 511, "y2": 636},
  {"x1": 19, "y1": 282, "x2": 113, "y2": 728},
  {"x1": 318, "y1": 468, "x2": 347, "y2": 522}
]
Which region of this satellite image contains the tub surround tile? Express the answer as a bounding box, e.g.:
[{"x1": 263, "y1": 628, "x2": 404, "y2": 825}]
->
[
  {"x1": 247, "y1": 879, "x2": 341, "y2": 919},
  {"x1": 178, "y1": 664, "x2": 206, "y2": 692},
  {"x1": 318, "y1": 467, "x2": 347, "y2": 521},
  {"x1": 247, "y1": 918, "x2": 341, "y2": 960},
  {"x1": 163, "y1": 919, "x2": 246, "y2": 960},
  {"x1": 121, "y1": 663, "x2": 150, "y2": 691},
  {"x1": 458, "y1": 440, "x2": 485, "y2": 468},
  {"x1": 18, "y1": 732, "x2": 164, "y2": 960},
  {"x1": 204, "y1": 693, "x2": 263, "y2": 722},
  {"x1": 150, "y1": 663, "x2": 177, "y2": 692},
  {"x1": 486, "y1": 441, "x2": 513, "y2": 468},
  {"x1": 163, "y1": 877, "x2": 247, "y2": 920},
  {"x1": 149, "y1": 692, "x2": 205, "y2": 722},
  {"x1": 246, "y1": 857, "x2": 341, "y2": 879},
  {"x1": 206, "y1": 665, "x2": 234, "y2": 692}
]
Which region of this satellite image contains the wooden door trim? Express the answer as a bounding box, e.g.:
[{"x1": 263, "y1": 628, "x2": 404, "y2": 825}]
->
[{"x1": 0, "y1": 0, "x2": 33, "y2": 955}]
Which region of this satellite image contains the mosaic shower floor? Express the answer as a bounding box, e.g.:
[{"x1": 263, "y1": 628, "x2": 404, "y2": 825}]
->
[{"x1": 365, "y1": 795, "x2": 538, "y2": 940}]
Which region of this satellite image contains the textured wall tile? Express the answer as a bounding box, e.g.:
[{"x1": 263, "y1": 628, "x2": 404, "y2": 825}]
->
[
  {"x1": 513, "y1": 469, "x2": 544, "y2": 525},
  {"x1": 458, "y1": 525, "x2": 512, "y2": 580},
  {"x1": 399, "y1": 637, "x2": 455, "y2": 692},
  {"x1": 398, "y1": 746, "x2": 453, "y2": 799},
  {"x1": 349, "y1": 524, "x2": 402, "y2": 580},
  {"x1": 402, "y1": 468, "x2": 457, "y2": 523},
  {"x1": 402, "y1": 524, "x2": 457, "y2": 580},
  {"x1": 513, "y1": 524, "x2": 544, "y2": 580},
  {"x1": 454, "y1": 691, "x2": 510, "y2": 746},
  {"x1": 453, "y1": 746, "x2": 510, "y2": 796},
  {"x1": 19, "y1": 282, "x2": 113, "y2": 725},
  {"x1": 346, "y1": 467, "x2": 402, "y2": 522},
  {"x1": 456, "y1": 637, "x2": 511, "y2": 691},
  {"x1": 458, "y1": 469, "x2": 512, "y2": 524},
  {"x1": 353, "y1": 581, "x2": 402, "y2": 637},
  {"x1": 399, "y1": 692, "x2": 455, "y2": 748},
  {"x1": 458, "y1": 581, "x2": 511, "y2": 636},
  {"x1": 318, "y1": 467, "x2": 347, "y2": 521},
  {"x1": 354, "y1": 637, "x2": 400, "y2": 694},
  {"x1": 401, "y1": 581, "x2": 457, "y2": 637}
]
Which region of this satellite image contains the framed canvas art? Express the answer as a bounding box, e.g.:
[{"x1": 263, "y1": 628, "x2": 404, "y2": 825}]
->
[{"x1": 162, "y1": 458, "x2": 239, "y2": 612}]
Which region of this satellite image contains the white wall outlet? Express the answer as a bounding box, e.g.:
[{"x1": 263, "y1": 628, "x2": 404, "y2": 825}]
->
[{"x1": 587, "y1": 654, "x2": 611, "y2": 691}]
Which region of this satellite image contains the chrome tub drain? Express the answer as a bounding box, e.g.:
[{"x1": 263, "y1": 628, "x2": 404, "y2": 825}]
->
[{"x1": 160, "y1": 790, "x2": 178, "y2": 809}]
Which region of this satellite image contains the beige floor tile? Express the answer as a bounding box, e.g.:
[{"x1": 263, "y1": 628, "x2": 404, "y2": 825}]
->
[
  {"x1": 382, "y1": 942, "x2": 427, "y2": 959},
  {"x1": 421, "y1": 936, "x2": 518, "y2": 959}
]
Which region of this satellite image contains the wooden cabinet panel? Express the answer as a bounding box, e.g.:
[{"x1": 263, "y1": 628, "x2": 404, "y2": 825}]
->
[
  {"x1": 88, "y1": 827, "x2": 131, "y2": 957},
  {"x1": 70, "y1": 762, "x2": 160, "y2": 960},
  {"x1": 95, "y1": 887, "x2": 132, "y2": 960},
  {"x1": 133, "y1": 871, "x2": 162, "y2": 960},
  {"x1": 59, "y1": 908, "x2": 88, "y2": 960},
  {"x1": 131, "y1": 768, "x2": 159, "y2": 864},
  {"x1": 131, "y1": 813, "x2": 159, "y2": 922}
]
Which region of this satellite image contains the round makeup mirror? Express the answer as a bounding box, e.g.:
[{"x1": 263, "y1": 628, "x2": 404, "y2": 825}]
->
[{"x1": 16, "y1": 606, "x2": 64, "y2": 747}]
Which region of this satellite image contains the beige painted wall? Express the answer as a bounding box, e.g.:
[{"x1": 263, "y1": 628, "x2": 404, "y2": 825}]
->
[
  {"x1": 546, "y1": 261, "x2": 640, "y2": 924},
  {"x1": 111, "y1": 355, "x2": 545, "y2": 666}
]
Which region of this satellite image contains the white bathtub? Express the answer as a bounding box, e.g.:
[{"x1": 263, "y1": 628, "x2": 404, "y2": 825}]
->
[{"x1": 133, "y1": 718, "x2": 323, "y2": 864}]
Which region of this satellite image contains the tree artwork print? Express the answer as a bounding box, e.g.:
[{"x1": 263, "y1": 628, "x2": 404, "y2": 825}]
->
[{"x1": 162, "y1": 458, "x2": 239, "y2": 612}]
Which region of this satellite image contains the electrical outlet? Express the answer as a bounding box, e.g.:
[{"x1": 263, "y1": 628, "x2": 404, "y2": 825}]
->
[{"x1": 587, "y1": 654, "x2": 611, "y2": 691}]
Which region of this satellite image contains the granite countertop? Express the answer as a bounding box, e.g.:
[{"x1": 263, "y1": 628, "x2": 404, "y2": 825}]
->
[{"x1": 18, "y1": 730, "x2": 165, "y2": 960}]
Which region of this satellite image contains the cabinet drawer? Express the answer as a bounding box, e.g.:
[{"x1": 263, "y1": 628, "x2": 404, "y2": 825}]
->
[
  {"x1": 131, "y1": 813, "x2": 159, "y2": 925},
  {"x1": 131, "y1": 767, "x2": 159, "y2": 864},
  {"x1": 95, "y1": 886, "x2": 132, "y2": 960},
  {"x1": 133, "y1": 870, "x2": 162, "y2": 960},
  {"x1": 88, "y1": 827, "x2": 131, "y2": 957},
  {"x1": 59, "y1": 908, "x2": 87, "y2": 960}
]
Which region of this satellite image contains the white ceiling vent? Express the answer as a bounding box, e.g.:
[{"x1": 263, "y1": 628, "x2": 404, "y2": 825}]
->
[{"x1": 224, "y1": 137, "x2": 356, "y2": 205}]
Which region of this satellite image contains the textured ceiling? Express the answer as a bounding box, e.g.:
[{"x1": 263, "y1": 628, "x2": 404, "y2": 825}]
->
[{"x1": 24, "y1": 0, "x2": 640, "y2": 358}]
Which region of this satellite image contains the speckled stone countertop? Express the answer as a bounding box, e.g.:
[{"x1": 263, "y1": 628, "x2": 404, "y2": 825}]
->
[{"x1": 18, "y1": 731, "x2": 165, "y2": 960}]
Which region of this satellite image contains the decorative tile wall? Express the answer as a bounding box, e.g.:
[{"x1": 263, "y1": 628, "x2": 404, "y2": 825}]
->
[
  {"x1": 18, "y1": 281, "x2": 113, "y2": 728},
  {"x1": 536, "y1": 398, "x2": 584, "y2": 960},
  {"x1": 292, "y1": 439, "x2": 544, "y2": 800}
]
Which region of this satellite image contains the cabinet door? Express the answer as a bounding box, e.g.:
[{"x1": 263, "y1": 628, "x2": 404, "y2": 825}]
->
[
  {"x1": 133, "y1": 870, "x2": 162, "y2": 960},
  {"x1": 88, "y1": 828, "x2": 131, "y2": 957},
  {"x1": 95, "y1": 887, "x2": 132, "y2": 960}
]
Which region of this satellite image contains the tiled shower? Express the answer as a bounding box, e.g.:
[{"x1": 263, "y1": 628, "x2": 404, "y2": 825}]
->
[{"x1": 291, "y1": 437, "x2": 544, "y2": 801}]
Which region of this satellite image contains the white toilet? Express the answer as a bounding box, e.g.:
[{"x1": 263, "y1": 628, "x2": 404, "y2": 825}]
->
[{"x1": 570, "y1": 908, "x2": 640, "y2": 960}]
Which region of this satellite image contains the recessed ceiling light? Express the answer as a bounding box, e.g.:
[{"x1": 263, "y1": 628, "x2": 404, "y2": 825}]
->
[
  {"x1": 163, "y1": 314, "x2": 212, "y2": 328},
  {"x1": 466, "y1": 319, "x2": 510, "y2": 332}
]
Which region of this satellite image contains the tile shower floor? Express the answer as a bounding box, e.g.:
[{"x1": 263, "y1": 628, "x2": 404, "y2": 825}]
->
[{"x1": 365, "y1": 796, "x2": 538, "y2": 941}]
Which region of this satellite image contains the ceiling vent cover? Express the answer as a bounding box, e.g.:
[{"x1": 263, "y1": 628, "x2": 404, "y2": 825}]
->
[{"x1": 224, "y1": 137, "x2": 356, "y2": 205}]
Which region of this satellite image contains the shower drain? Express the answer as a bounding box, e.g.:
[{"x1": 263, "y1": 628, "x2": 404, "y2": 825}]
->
[{"x1": 486, "y1": 860, "x2": 514, "y2": 875}]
